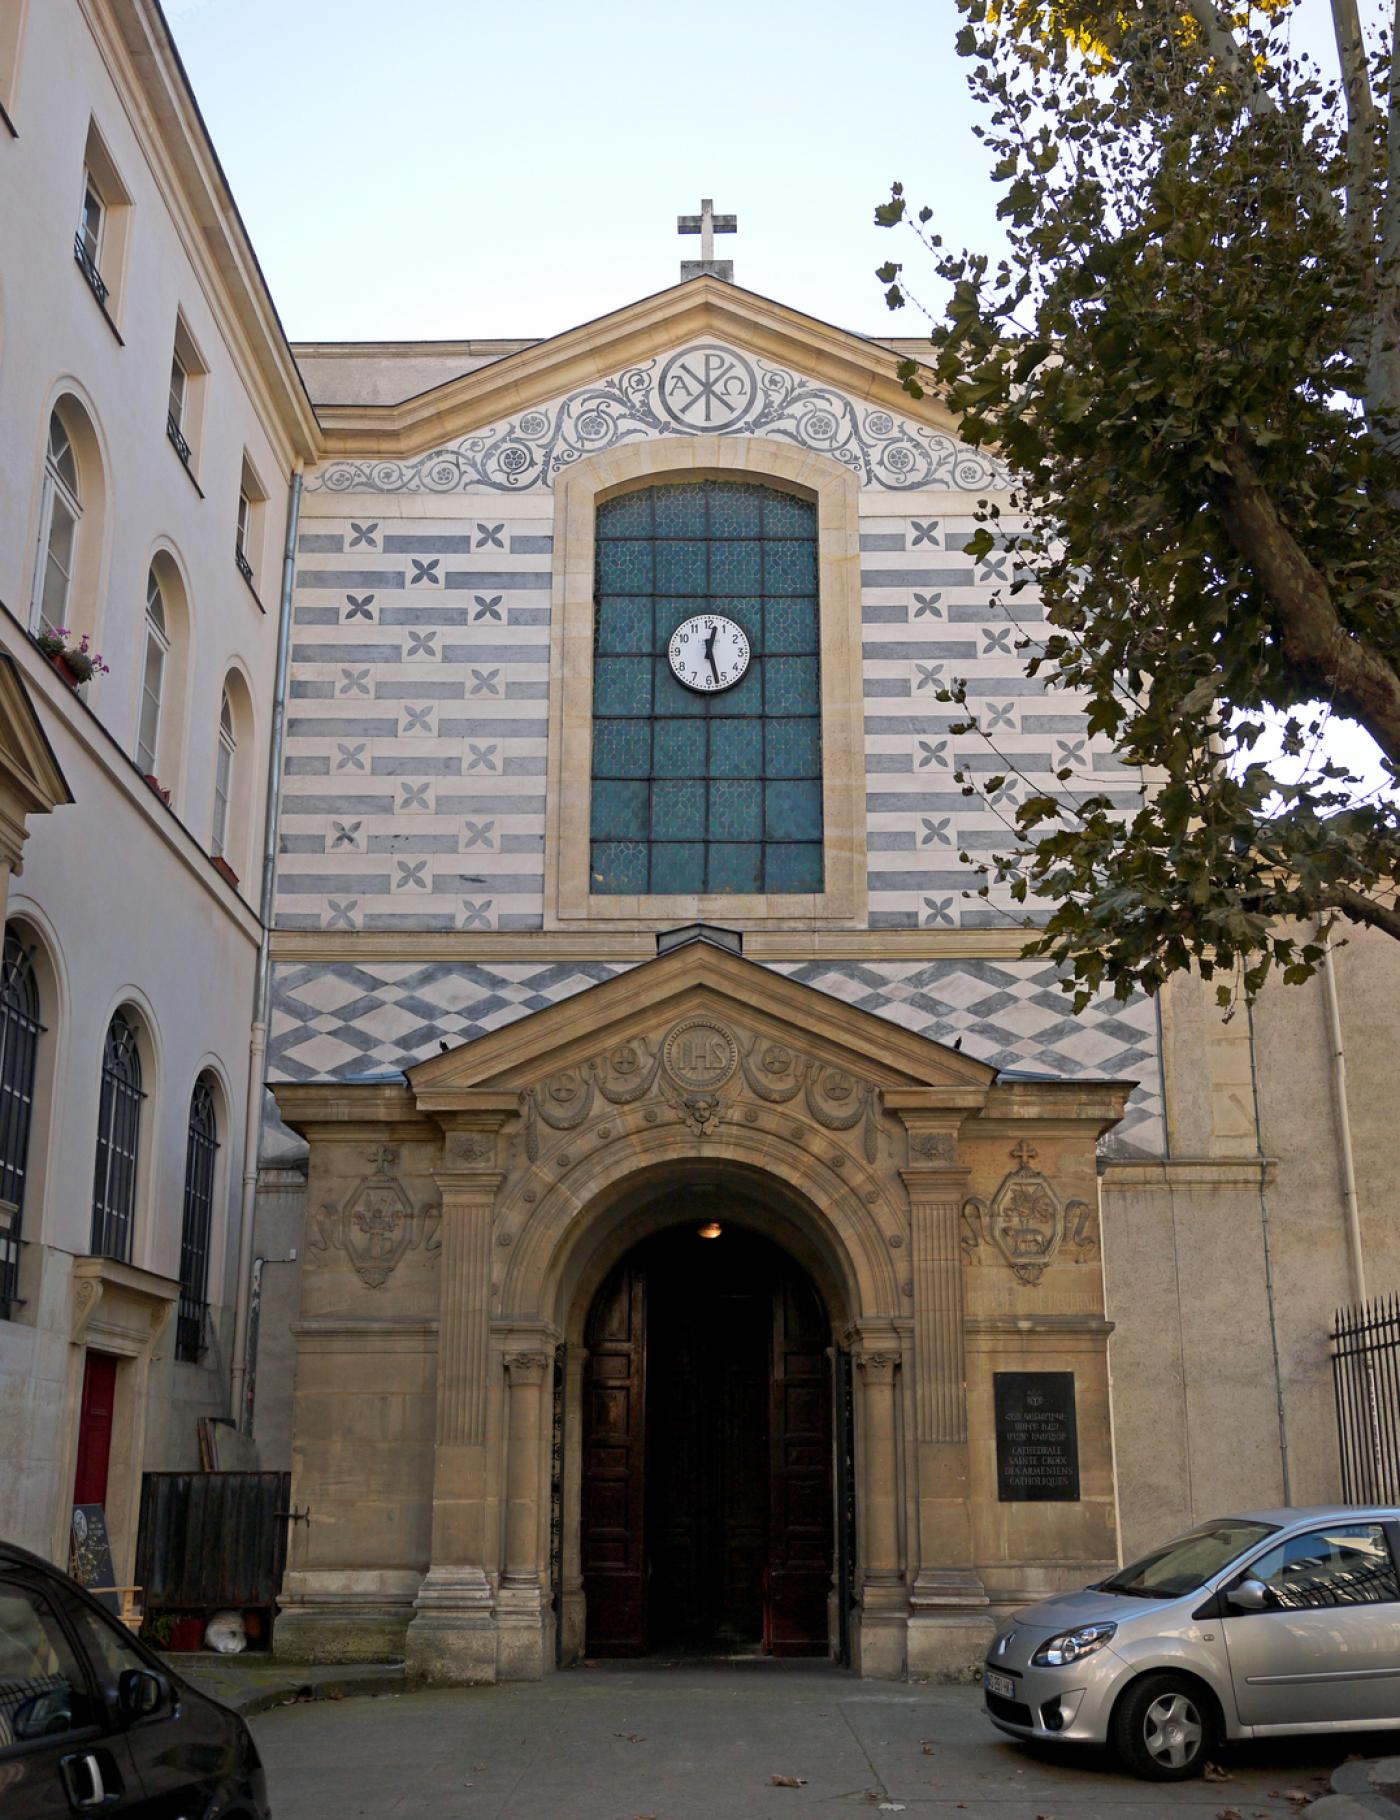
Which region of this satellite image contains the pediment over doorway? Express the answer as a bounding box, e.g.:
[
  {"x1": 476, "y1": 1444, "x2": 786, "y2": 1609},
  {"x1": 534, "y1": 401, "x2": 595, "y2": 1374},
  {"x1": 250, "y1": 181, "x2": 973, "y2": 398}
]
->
[{"x1": 406, "y1": 933, "x2": 998, "y2": 1109}]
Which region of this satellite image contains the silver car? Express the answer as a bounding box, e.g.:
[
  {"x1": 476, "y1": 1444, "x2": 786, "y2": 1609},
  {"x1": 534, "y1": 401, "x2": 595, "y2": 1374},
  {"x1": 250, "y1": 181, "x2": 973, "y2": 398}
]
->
[{"x1": 983, "y1": 1507, "x2": 1400, "y2": 1780}]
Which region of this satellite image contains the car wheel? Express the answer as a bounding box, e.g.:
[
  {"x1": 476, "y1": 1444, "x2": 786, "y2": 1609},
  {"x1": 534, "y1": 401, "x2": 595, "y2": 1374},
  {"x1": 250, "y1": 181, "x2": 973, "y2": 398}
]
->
[{"x1": 1110, "y1": 1673, "x2": 1216, "y2": 1780}]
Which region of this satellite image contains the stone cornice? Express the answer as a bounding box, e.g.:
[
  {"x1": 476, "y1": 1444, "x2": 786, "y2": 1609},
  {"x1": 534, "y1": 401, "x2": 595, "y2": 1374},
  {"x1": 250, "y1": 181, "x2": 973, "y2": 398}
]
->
[
  {"x1": 87, "y1": 0, "x2": 319, "y2": 463},
  {"x1": 266, "y1": 927, "x2": 1039, "y2": 964},
  {"x1": 1101, "y1": 1156, "x2": 1277, "y2": 1191},
  {"x1": 271, "y1": 1080, "x2": 428, "y2": 1138},
  {"x1": 982, "y1": 1080, "x2": 1136, "y2": 1132}
]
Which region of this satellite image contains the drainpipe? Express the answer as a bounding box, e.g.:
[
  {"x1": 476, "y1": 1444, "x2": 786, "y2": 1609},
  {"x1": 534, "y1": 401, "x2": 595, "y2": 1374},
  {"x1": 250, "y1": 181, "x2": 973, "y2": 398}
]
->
[
  {"x1": 230, "y1": 469, "x2": 302, "y2": 1435},
  {"x1": 1319, "y1": 927, "x2": 1367, "y2": 1307},
  {"x1": 1245, "y1": 998, "x2": 1292, "y2": 1505}
]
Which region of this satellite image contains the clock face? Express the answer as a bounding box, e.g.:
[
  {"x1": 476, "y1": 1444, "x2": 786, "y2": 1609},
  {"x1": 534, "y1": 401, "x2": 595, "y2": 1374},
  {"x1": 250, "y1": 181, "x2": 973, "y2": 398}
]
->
[{"x1": 667, "y1": 614, "x2": 751, "y2": 693}]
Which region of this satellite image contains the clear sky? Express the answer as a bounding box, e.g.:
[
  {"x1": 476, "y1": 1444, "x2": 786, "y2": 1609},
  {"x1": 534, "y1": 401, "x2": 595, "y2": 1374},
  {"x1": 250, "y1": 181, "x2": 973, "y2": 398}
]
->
[
  {"x1": 165, "y1": 0, "x2": 1388, "y2": 795},
  {"x1": 164, "y1": 0, "x2": 1350, "y2": 347},
  {"x1": 162, "y1": 0, "x2": 1006, "y2": 344}
]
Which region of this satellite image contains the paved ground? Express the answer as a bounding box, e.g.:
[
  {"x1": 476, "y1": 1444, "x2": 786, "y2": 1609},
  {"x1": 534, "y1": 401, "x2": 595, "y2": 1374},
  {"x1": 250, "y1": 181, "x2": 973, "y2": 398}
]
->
[{"x1": 247, "y1": 1660, "x2": 1361, "y2": 1820}]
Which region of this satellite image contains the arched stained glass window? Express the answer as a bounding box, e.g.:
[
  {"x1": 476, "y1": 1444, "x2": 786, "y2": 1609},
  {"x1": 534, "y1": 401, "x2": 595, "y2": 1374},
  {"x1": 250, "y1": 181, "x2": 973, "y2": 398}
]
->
[
  {"x1": 176, "y1": 1076, "x2": 218, "y2": 1362},
  {"x1": 590, "y1": 481, "x2": 822, "y2": 896},
  {"x1": 0, "y1": 930, "x2": 43, "y2": 1313},
  {"x1": 91, "y1": 1012, "x2": 143, "y2": 1261}
]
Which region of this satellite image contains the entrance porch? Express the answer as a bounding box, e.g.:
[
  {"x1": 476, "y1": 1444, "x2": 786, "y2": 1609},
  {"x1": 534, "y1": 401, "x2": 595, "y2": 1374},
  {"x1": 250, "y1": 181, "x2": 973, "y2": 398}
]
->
[{"x1": 270, "y1": 930, "x2": 1127, "y2": 1682}]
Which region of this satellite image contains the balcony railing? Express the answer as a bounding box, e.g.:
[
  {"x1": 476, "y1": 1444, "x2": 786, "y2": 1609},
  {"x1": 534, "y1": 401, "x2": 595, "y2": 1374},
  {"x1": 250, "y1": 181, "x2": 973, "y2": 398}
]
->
[
  {"x1": 73, "y1": 232, "x2": 109, "y2": 309},
  {"x1": 166, "y1": 411, "x2": 192, "y2": 469},
  {"x1": 235, "y1": 544, "x2": 254, "y2": 586}
]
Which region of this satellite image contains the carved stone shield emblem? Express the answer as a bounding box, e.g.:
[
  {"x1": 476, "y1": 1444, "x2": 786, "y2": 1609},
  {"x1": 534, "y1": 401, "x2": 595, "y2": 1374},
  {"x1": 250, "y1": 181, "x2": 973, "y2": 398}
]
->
[
  {"x1": 312, "y1": 1145, "x2": 439, "y2": 1288},
  {"x1": 987, "y1": 1143, "x2": 1064, "y2": 1286}
]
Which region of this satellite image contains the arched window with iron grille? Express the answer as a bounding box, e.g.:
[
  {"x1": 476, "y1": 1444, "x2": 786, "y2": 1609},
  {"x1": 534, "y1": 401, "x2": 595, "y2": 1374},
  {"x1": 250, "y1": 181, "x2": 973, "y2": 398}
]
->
[
  {"x1": 0, "y1": 929, "x2": 43, "y2": 1313},
  {"x1": 91, "y1": 1011, "x2": 143, "y2": 1260},
  {"x1": 176, "y1": 1075, "x2": 218, "y2": 1362}
]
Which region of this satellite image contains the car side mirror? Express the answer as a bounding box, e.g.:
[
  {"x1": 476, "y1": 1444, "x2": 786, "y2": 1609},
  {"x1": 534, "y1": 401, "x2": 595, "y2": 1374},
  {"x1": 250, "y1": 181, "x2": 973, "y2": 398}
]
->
[
  {"x1": 118, "y1": 1667, "x2": 168, "y2": 1719},
  {"x1": 1228, "y1": 1577, "x2": 1271, "y2": 1614}
]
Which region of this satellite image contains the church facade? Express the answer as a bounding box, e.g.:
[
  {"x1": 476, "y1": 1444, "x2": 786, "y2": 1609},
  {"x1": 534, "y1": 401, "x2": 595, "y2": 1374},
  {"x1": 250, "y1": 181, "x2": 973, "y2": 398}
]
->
[
  {"x1": 1, "y1": 0, "x2": 1397, "y2": 1686},
  {"x1": 259, "y1": 287, "x2": 1400, "y2": 1680}
]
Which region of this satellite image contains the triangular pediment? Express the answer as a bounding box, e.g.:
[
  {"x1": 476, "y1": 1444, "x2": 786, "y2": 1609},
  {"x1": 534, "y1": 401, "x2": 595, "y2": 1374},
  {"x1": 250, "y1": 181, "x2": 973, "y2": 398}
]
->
[
  {"x1": 313, "y1": 276, "x2": 970, "y2": 461},
  {"x1": 0, "y1": 653, "x2": 73, "y2": 815},
  {"x1": 407, "y1": 933, "x2": 996, "y2": 1102}
]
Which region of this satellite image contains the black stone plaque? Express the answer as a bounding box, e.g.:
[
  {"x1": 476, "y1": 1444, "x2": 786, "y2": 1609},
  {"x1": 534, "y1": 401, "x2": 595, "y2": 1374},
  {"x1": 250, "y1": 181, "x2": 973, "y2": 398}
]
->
[{"x1": 994, "y1": 1372, "x2": 1079, "y2": 1502}]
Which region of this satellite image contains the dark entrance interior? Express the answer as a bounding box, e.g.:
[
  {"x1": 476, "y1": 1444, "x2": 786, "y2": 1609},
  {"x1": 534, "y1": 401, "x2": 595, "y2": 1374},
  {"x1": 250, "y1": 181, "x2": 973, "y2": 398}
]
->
[{"x1": 580, "y1": 1223, "x2": 834, "y2": 1658}]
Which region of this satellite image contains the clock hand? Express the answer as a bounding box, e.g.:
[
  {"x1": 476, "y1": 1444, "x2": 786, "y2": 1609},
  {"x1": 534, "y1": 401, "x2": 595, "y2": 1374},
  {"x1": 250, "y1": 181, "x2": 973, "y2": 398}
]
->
[{"x1": 704, "y1": 627, "x2": 719, "y2": 683}]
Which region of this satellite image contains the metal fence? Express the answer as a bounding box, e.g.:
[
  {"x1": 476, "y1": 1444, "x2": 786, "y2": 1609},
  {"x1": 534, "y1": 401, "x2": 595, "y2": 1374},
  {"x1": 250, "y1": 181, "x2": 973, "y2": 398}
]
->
[{"x1": 1330, "y1": 1296, "x2": 1400, "y2": 1504}]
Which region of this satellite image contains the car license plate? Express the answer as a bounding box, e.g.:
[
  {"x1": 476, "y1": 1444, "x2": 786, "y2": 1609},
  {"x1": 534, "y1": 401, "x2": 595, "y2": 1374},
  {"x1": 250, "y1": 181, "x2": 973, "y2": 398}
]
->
[{"x1": 984, "y1": 1669, "x2": 1016, "y2": 1700}]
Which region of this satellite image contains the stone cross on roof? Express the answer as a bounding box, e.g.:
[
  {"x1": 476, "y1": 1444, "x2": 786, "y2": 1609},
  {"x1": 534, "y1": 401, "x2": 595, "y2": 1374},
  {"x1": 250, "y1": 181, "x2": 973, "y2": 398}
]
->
[{"x1": 678, "y1": 197, "x2": 737, "y2": 284}]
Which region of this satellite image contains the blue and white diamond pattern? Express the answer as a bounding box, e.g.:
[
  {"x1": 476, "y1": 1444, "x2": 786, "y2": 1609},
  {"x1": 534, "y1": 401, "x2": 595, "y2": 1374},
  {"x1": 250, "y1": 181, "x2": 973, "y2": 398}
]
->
[
  {"x1": 771, "y1": 959, "x2": 1163, "y2": 1153},
  {"x1": 269, "y1": 960, "x2": 628, "y2": 1080},
  {"x1": 269, "y1": 955, "x2": 1163, "y2": 1153}
]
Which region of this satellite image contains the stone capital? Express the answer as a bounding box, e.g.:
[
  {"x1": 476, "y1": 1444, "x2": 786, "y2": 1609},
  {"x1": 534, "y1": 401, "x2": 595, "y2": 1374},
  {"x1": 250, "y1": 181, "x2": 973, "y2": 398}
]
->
[
  {"x1": 504, "y1": 1350, "x2": 552, "y2": 1383},
  {"x1": 431, "y1": 1167, "x2": 505, "y2": 1202}
]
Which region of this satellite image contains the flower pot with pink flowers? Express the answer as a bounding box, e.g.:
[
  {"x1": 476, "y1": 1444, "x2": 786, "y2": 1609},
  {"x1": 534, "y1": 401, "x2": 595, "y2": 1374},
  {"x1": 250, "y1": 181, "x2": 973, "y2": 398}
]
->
[{"x1": 35, "y1": 628, "x2": 109, "y2": 687}]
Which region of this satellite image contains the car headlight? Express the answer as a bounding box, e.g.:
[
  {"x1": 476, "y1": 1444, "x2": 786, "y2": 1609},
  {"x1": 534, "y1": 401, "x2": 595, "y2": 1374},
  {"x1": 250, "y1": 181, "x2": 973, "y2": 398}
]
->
[{"x1": 1031, "y1": 1621, "x2": 1117, "y2": 1667}]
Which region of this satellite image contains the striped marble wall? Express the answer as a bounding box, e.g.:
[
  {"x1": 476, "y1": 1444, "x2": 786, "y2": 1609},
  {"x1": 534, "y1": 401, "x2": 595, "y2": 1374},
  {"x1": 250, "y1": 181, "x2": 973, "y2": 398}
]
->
[{"x1": 266, "y1": 343, "x2": 1163, "y2": 1156}]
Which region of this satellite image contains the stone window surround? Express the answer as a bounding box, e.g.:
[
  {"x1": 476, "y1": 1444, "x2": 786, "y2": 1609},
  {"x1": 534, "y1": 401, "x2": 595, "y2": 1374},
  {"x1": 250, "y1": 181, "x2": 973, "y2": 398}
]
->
[{"x1": 544, "y1": 436, "x2": 866, "y2": 929}]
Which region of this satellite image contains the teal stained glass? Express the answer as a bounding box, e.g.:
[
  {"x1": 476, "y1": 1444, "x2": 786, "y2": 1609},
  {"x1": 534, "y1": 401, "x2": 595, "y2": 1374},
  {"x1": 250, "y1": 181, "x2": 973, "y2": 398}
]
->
[
  {"x1": 765, "y1": 843, "x2": 824, "y2": 893},
  {"x1": 591, "y1": 480, "x2": 823, "y2": 895},
  {"x1": 592, "y1": 779, "x2": 649, "y2": 839},
  {"x1": 765, "y1": 657, "x2": 819, "y2": 716},
  {"x1": 653, "y1": 719, "x2": 707, "y2": 777},
  {"x1": 593, "y1": 656, "x2": 652, "y2": 717},
  {"x1": 596, "y1": 597, "x2": 652, "y2": 654},
  {"x1": 592, "y1": 719, "x2": 650, "y2": 777},
  {"x1": 591, "y1": 841, "x2": 647, "y2": 893},
  {"x1": 766, "y1": 717, "x2": 821, "y2": 778}
]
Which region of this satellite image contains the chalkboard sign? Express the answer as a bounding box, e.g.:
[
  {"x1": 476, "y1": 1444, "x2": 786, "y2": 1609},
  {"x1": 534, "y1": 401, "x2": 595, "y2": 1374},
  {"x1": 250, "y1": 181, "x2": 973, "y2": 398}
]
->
[
  {"x1": 69, "y1": 1505, "x2": 120, "y2": 1615},
  {"x1": 994, "y1": 1372, "x2": 1079, "y2": 1502}
]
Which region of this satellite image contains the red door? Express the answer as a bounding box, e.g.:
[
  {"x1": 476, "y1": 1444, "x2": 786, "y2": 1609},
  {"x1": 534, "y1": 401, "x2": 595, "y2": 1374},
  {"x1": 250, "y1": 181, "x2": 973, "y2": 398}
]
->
[{"x1": 74, "y1": 1351, "x2": 118, "y2": 1507}]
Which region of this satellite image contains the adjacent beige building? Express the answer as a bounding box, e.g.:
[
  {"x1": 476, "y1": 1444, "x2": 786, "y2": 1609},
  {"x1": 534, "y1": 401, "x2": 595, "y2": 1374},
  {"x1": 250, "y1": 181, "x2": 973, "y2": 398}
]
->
[{"x1": 1, "y1": 0, "x2": 1395, "y2": 1683}]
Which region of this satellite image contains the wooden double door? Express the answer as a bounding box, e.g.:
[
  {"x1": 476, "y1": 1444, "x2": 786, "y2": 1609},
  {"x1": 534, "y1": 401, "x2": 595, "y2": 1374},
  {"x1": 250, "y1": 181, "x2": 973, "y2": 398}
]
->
[{"x1": 581, "y1": 1226, "x2": 835, "y2": 1657}]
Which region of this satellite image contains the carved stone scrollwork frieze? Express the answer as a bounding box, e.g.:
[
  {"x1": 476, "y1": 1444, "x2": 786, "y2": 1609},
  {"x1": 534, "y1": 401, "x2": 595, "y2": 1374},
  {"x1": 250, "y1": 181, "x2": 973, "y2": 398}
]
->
[
  {"x1": 310, "y1": 1144, "x2": 442, "y2": 1289},
  {"x1": 522, "y1": 1070, "x2": 595, "y2": 1162},
  {"x1": 805, "y1": 1066, "x2": 879, "y2": 1163},
  {"x1": 738, "y1": 1037, "x2": 806, "y2": 1103},
  {"x1": 514, "y1": 1020, "x2": 883, "y2": 1163},
  {"x1": 594, "y1": 1038, "x2": 663, "y2": 1104},
  {"x1": 961, "y1": 1141, "x2": 1099, "y2": 1286}
]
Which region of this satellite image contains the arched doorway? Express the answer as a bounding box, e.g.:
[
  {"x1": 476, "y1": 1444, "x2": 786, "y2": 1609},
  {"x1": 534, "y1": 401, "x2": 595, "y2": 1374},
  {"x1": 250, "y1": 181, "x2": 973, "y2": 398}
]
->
[{"x1": 579, "y1": 1219, "x2": 840, "y2": 1661}]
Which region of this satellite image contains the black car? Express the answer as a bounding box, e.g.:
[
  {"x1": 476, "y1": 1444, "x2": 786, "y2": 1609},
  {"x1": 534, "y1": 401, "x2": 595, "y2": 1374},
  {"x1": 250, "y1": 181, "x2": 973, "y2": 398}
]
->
[{"x1": 0, "y1": 1539, "x2": 269, "y2": 1816}]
